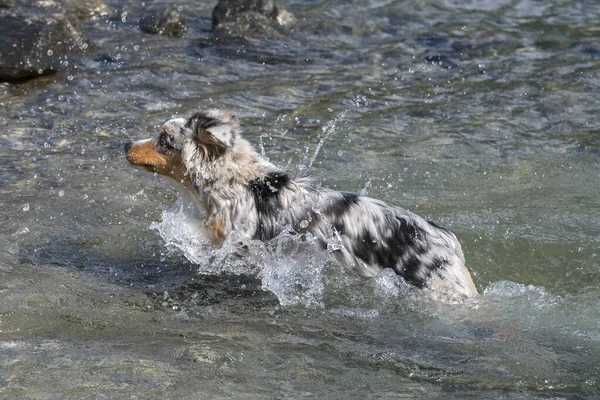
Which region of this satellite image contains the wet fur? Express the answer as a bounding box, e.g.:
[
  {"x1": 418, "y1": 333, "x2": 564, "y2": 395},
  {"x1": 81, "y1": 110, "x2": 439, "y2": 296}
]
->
[{"x1": 124, "y1": 109, "x2": 478, "y2": 301}]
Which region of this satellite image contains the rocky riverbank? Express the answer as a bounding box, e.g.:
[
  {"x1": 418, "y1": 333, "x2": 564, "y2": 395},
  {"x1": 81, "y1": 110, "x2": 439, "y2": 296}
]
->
[{"x1": 0, "y1": 0, "x2": 295, "y2": 82}]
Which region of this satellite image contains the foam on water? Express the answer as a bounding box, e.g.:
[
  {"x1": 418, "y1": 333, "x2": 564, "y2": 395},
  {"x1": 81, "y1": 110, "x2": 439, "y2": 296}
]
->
[{"x1": 483, "y1": 280, "x2": 560, "y2": 310}]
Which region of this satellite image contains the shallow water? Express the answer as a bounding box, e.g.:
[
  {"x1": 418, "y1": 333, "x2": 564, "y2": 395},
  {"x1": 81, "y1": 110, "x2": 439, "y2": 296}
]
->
[{"x1": 1, "y1": 0, "x2": 600, "y2": 398}]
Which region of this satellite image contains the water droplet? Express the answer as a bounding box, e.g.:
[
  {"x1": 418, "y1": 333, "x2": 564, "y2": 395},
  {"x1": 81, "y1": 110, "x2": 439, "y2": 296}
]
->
[
  {"x1": 38, "y1": 69, "x2": 44, "y2": 75},
  {"x1": 121, "y1": 11, "x2": 128, "y2": 22},
  {"x1": 67, "y1": 75, "x2": 74, "y2": 81},
  {"x1": 338, "y1": 150, "x2": 344, "y2": 156},
  {"x1": 47, "y1": 49, "x2": 54, "y2": 56},
  {"x1": 22, "y1": 203, "x2": 30, "y2": 212},
  {"x1": 299, "y1": 220, "x2": 309, "y2": 228},
  {"x1": 133, "y1": 45, "x2": 140, "y2": 51},
  {"x1": 58, "y1": 190, "x2": 64, "y2": 197}
]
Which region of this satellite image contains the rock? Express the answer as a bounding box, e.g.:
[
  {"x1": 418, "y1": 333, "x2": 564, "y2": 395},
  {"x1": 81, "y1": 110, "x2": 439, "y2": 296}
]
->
[
  {"x1": 212, "y1": 11, "x2": 286, "y2": 45},
  {"x1": 211, "y1": 0, "x2": 295, "y2": 44},
  {"x1": 212, "y1": 0, "x2": 276, "y2": 28},
  {"x1": 139, "y1": 5, "x2": 187, "y2": 37},
  {"x1": 0, "y1": 0, "x2": 15, "y2": 8},
  {"x1": 0, "y1": 7, "x2": 84, "y2": 81},
  {"x1": 62, "y1": 0, "x2": 111, "y2": 19},
  {"x1": 0, "y1": 0, "x2": 106, "y2": 82},
  {"x1": 272, "y1": 6, "x2": 294, "y2": 27},
  {"x1": 207, "y1": 1, "x2": 305, "y2": 64}
]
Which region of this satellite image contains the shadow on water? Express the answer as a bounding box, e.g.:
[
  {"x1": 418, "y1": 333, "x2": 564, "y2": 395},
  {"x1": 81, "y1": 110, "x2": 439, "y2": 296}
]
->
[{"x1": 17, "y1": 234, "x2": 277, "y2": 308}]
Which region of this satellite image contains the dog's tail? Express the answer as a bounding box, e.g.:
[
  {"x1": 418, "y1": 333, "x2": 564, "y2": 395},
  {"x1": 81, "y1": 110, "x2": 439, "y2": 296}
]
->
[
  {"x1": 460, "y1": 264, "x2": 479, "y2": 296},
  {"x1": 425, "y1": 261, "x2": 479, "y2": 302}
]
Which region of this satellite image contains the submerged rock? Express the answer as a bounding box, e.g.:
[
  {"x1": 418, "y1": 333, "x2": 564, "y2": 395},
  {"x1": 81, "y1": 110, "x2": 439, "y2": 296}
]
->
[
  {"x1": 139, "y1": 5, "x2": 187, "y2": 37},
  {"x1": 0, "y1": 0, "x2": 106, "y2": 82},
  {"x1": 211, "y1": 0, "x2": 295, "y2": 45}
]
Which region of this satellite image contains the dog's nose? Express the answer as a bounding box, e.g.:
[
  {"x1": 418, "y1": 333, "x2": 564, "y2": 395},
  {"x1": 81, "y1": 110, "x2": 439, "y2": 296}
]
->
[{"x1": 124, "y1": 142, "x2": 132, "y2": 153}]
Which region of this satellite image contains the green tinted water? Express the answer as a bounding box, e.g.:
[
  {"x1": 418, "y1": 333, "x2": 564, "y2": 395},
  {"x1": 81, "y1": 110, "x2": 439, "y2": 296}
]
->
[{"x1": 1, "y1": 0, "x2": 599, "y2": 398}]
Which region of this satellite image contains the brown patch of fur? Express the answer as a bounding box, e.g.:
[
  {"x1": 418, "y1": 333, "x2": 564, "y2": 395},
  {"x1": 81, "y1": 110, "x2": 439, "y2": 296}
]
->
[
  {"x1": 209, "y1": 219, "x2": 225, "y2": 244},
  {"x1": 126, "y1": 140, "x2": 168, "y2": 167},
  {"x1": 126, "y1": 139, "x2": 191, "y2": 187}
]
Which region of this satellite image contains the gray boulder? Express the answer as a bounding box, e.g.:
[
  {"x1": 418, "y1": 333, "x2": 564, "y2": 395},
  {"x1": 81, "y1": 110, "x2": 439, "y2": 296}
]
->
[
  {"x1": 213, "y1": 11, "x2": 286, "y2": 45},
  {"x1": 212, "y1": 0, "x2": 295, "y2": 45},
  {"x1": 213, "y1": 0, "x2": 276, "y2": 27},
  {"x1": 139, "y1": 5, "x2": 187, "y2": 37},
  {"x1": 0, "y1": 0, "x2": 106, "y2": 82}
]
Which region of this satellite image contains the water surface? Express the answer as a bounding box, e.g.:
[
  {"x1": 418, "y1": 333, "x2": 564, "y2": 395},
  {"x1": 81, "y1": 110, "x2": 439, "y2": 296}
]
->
[{"x1": 1, "y1": 0, "x2": 600, "y2": 398}]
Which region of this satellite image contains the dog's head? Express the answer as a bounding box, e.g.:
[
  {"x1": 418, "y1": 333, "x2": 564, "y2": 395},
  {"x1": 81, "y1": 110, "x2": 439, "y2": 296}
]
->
[{"x1": 124, "y1": 109, "x2": 240, "y2": 182}]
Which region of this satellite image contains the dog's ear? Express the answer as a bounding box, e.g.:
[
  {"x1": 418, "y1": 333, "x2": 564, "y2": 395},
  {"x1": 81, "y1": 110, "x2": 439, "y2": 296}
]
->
[{"x1": 187, "y1": 109, "x2": 239, "y2": 149}]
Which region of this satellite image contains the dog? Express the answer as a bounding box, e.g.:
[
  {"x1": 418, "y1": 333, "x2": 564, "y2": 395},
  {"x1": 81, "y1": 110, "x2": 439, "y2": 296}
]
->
[{"x1": 124, "y1": 109, "x2": 478, "y2": 301}]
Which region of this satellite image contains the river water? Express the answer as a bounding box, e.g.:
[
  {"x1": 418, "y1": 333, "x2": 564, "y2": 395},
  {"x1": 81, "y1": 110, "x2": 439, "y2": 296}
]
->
[{"x1": 1, "y1": 0, "x2": 600, "y2": 398}]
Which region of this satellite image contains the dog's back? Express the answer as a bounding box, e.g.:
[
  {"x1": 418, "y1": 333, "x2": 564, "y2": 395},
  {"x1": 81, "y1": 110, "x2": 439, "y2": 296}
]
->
[{"x1": 246, "y1": 174, "x2": 478, "y2": 299}]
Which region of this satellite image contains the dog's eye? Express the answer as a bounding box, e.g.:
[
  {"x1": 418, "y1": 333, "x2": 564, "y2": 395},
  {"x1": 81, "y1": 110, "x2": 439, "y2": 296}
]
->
[
  {"x1": 158, "y1": 134, "x2": 167, "y2": 147},
  {"x1": 159, "y1": 133, "x2": 174, "y2": 149}
]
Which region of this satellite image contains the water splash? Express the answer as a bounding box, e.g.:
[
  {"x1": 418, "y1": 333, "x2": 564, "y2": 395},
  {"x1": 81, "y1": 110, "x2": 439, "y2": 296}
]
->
[
  {"x1": 360, "y1": 177, "x2": 373, "y2": 196},
  {"x1": 373, "y1": 268, "x2": 409, "y2": 298},
  {"x1": 151, "y1": 201, "x2": 328, "y2": 307},
  {"x1": 483, "y1": 280, "x2": 560, "y2": 311},
  {"x1": 307, "y1": 110, "x2": 348, "y2": 171},
  {"x1": 150, "y1": 201, "x2": 254, "y2": 275},
  {"x1": 259, "y1": 247, "x2": 325, "y2": 308}
]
